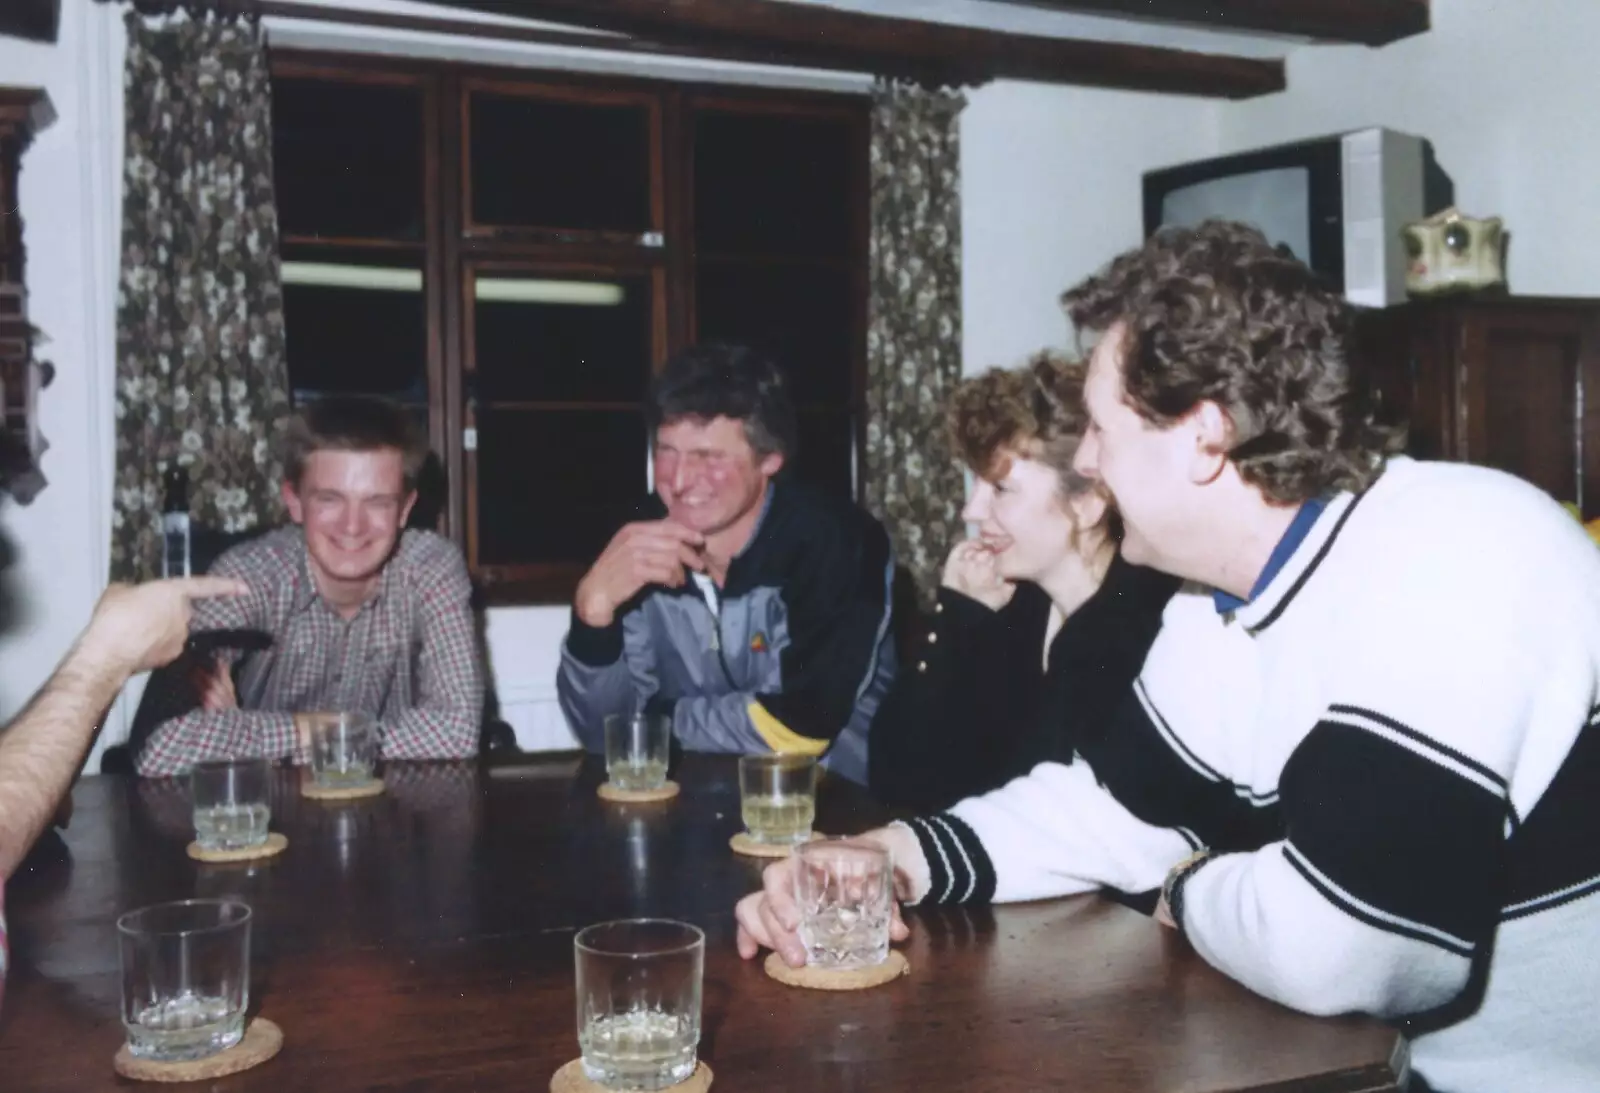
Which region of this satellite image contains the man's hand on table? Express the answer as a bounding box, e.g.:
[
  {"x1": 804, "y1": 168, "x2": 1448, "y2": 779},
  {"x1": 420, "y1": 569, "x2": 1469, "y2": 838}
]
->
[{"x1": 734, "y1": 825, "x2": 922, "y2": 967}]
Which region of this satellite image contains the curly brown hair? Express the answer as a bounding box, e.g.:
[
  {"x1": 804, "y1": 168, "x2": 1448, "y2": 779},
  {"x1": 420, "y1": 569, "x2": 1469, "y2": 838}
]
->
[
  {"x1": 947, "y1": 351, "x2": 1098, "y2": 499},
  {"x1": 1060, "y1": 219, "x2": 1401, "y2": 504}
]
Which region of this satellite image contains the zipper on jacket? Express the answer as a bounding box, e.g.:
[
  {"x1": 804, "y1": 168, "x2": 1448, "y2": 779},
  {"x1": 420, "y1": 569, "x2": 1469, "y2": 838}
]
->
[{"x1": 700, "y1": 596, "x2": 739, "y2": 690}]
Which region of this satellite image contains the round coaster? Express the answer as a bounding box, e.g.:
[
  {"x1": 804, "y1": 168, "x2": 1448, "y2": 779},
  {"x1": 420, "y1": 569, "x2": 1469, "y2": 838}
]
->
[
  {"x1": 186, "y1": 832, "x2": 288, "y2": 864},
  {"x1": 597, "y1": 779, "x2": 680, "y2": 804},
  {"x1": 302, "y1": 778, "x2": 385, "y2": 801},
  {"x1": 763, "y1": 949, "x2": 910, "y2": 991},
  {"x1": 550, "y1": 1059, "x2": 712, "y2": 1093},
  {"x1": 729, "y1": 832, "x2": 813, "y2": 858},
  {"x1": 113, "y1": 1017, "x2": 283, "y2": 1082}
]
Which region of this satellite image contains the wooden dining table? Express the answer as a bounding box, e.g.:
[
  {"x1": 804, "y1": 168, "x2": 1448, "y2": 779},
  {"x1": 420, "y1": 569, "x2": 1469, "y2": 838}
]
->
[{"x1": 0, "y1": 753, "x2": 1404, "y2": 1092}]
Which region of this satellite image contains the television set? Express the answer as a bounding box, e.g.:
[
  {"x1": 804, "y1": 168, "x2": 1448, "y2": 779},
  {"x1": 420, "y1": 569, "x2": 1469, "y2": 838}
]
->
[{"x1": 1143, "y1": 127, "x2": 1454, "y2": 306}]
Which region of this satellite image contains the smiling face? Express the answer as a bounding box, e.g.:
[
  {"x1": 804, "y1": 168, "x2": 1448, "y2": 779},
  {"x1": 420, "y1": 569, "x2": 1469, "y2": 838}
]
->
[
  {"x1": 1073, "y1": 323, "x2": 1206, "y2": 573},
  {"x1": 962, "y1": 451, "x2": 1108, "y2": 583},
  {"x1": 282, "y1": 447, "x2": 416, "y2": 593},
  {"x1": 653, "y1": 416, "x2": 783, "y2": 539}
]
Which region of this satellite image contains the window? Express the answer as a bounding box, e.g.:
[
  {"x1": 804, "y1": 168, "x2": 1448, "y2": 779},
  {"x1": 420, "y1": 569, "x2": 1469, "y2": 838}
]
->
[{"x1": 271, "y1": 56, "x2": 868, "y2": 602}]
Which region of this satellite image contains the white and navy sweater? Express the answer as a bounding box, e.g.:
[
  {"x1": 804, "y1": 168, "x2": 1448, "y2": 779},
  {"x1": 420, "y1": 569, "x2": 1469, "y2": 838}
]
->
[{"x1": 901, "y1": 458, "x2": 1600, "y2": 1093}]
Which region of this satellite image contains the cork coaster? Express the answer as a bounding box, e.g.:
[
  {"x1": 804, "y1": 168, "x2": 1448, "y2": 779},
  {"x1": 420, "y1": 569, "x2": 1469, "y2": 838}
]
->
[
  {"x1": 597, "y1": 780, "x2": 680, "y2": 804},
  {"x1": 729, "y1": 832, "x2": 816, "y2": 858},
  {"x1": 763, "y1": 949, "x2": 910, "y2": 991},
  {"x1": 186, "y1": 832, "x2": 288, "y2": 864},
  {"x1": 550, "y1": 1059, "x2": 712, "y2": 1093},
  {"x1": 113, "y1": 1017, "x2": 283, "y2": 1082},
  {"x1": 302, "y1": 777, "x2": 385, "y2": 801}
]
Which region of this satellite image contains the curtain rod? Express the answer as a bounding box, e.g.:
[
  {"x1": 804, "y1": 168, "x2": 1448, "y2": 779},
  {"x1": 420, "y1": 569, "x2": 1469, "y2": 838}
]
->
[{"x1": 108, "y1": 0, "x2": 884, "y2": 82}]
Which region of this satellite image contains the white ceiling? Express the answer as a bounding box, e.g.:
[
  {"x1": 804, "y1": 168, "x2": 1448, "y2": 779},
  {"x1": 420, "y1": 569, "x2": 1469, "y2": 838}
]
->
[{"x1": 783, "y1": 0, "x2": 1303, "y2": 58}]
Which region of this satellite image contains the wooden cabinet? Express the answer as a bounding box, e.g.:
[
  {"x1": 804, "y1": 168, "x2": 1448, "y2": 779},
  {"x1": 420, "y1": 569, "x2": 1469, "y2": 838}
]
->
[{"x1": 1358, "y1": 297, "x2": 1600, "y2": 517}]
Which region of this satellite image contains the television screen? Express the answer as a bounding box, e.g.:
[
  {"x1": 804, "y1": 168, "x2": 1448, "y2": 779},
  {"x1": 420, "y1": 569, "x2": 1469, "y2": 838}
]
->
[{"x1": 1158, "y1": 166, "x2": 1312, "y2": 266}]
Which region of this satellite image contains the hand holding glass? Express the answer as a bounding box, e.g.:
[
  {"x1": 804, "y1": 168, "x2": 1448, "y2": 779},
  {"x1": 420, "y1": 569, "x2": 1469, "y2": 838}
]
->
[
  {"x1": 794, "y1": 838, "x2": 893, "y2": 970},
  {"x1": 118, "y1": 899, "x2": 252, "y2": 1062},
  {"x1": 307, "y1": 711, "x2": 378, "y2": 787},
  {"x1": 190, "y1": 758, "x2": 271, "y2": 851},
  {"x1": 575, "y1": 918, "x2": 704, "y2": 1091},
  {"x1": 739, "y1": 754, "x2": 817, "y2": 845},
  {"x1": 604, "y1": 713, "x2": 671, "y2": 792}
]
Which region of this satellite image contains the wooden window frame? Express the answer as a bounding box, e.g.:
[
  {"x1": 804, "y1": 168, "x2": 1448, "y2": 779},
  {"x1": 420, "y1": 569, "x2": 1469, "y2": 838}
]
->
[{"x1": 270, "y1": 51, "x2": 869, "y2": 606}]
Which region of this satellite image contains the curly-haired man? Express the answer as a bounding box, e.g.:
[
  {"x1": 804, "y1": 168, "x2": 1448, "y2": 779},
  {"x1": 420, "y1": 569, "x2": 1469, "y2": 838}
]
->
[{"x1": 735, "y1": 221, "x2": 1600, "y2": 1093}]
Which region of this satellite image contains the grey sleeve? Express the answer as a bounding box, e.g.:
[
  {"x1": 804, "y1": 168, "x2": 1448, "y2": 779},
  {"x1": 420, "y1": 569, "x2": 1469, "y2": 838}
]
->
[
  {"x1": 653, "y1": 691, "x2": 770, "y2": 755},
  {"x1": 556, "y1": 607, "x2": 658, "y2": 752}
]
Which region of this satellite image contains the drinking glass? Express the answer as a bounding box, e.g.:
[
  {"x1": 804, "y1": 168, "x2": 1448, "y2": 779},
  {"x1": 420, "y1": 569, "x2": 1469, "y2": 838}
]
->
[
  {"x1": 738, "y1": 754, "x2": 817, "y2": 845},
  {"x1": 118, "y1": 899, "x2": 252, "y2": 1062},
  {"x1": 794, "y1": 838, "x2": 893, "y2": 970},
  {"x1": 307, "y1": 711, "x2": 378, "y2": 787},
  {"x1": 190, "y1": 758, "x2": 271, "y2": 852},
  {"x1": 604, "y1": 713, "x2": 671, "y2": 792},
  {"x1": 574, "y1": 919, "x2": 704, "y2": 1091}
]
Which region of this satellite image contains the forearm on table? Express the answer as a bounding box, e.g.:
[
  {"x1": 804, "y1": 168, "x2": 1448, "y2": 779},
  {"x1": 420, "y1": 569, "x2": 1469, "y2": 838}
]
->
[
  {"x1": 380, "y1": 704, "x2": 481, "y2": 760},
  {"x1": 0, "y1": 643, "x2": 127, "y2": 877},
  {"x1": 134, "y1": 709, "x2": 299, "y2": 777}
]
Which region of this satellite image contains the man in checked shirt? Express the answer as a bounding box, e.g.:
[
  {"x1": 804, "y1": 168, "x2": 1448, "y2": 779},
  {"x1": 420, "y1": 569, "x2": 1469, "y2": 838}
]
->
[{"x1": 134, "y1": 396, "x2": 485, "y2": 776}]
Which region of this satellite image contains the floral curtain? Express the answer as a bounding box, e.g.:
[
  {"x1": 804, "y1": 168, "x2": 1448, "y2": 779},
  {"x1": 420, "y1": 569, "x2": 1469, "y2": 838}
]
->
[
  {"x1": 863, "y1": 80, "x2": 967, "y2": 606},
  {"x1": 112, "y1": 10, "x2": 289, "y2": 581}
]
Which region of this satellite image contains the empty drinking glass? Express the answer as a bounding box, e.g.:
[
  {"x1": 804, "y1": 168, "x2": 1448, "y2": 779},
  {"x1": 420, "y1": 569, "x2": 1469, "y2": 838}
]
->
[
  {"x1": 307, "y1": 711, "x2": 378, "y2": 787},
  {"x1": 190, "y1": 758, "x2": 271, "y2": 852},
  {"x1": 575, "y1": 919, "x2": 704, "y2": 1091},
  {"x1": 794, "y1": 838, "x2": 893, "y2": 970},
  {"x1": 738, "y1": 754, "x2": 817, "y2": 845},
  {"x1": 118, "y1": 899, "x2": 252, "y2": 1062},
  {"x1": 604, "y1": 713, "x2": 672, "y2": 792}
]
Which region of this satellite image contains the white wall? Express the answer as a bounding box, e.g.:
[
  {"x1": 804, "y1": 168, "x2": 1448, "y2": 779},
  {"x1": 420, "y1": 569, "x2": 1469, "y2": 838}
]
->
[
  {"x1": 960, "y1": 80, "x2": 1217, "y2": 374},
  {"x1": 0, "y1": 2, "x2": 124, "y2": 746},
  {"x1": 1216, "y1": 0, "x2": 1600, "y2": 297}
]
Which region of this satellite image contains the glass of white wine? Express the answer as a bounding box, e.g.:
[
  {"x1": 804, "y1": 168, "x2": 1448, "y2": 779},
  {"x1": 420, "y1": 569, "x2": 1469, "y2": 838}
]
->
[
  {"x1": 575, "y1": 918, "x2": 703, "y2": 1090},
  {"x1": 118, "y1": 899, "x2": 252, "y2": 1061},
  {"x1": 605, "y1": 713, "x2": 672, "y2": 792},
  {"x1": 190, "y1": 758, "x2": 271, "y2": 852},
  {"x1": 738, "y1": 754, "x2": 817, "y2": 846}
]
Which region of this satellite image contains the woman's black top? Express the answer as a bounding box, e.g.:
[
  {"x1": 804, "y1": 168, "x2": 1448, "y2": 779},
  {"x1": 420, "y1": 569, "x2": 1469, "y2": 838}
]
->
[{"x1": 869, "y1": 553, "x2": 1180, "y2": 814}]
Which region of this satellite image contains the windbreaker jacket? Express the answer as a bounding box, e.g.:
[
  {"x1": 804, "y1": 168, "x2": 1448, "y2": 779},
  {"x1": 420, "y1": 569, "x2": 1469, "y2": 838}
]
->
[{"x1": 556, "y1": 478, "x2": 896, "y2": 784}]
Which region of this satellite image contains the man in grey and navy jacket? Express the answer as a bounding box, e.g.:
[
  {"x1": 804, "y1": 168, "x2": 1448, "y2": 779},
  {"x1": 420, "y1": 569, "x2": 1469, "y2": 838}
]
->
[{"x1": 556, "y1": 343, "x2": 896, "y2": 785}]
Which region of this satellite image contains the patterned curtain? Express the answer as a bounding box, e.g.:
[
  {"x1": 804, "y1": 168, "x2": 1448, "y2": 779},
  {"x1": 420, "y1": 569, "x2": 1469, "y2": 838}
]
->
[
  {"x1": 112, "y1": 11, "x2": 289, "y2": 581},
  {"x1": 864, "y1": 80, "x2": 967, "y2": 606}
]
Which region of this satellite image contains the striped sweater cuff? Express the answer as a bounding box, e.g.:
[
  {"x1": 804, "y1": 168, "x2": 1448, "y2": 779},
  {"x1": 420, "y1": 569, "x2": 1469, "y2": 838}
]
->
[{"x1": 895, "y1": 814, "x2": 997, "y2": 906}]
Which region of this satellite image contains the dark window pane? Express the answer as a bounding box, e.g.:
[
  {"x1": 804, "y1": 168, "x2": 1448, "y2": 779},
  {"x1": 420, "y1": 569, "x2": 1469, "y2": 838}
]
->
[
  {"x1": 281, "y1": 253, "x2": 427, "y2": 404},
  {"x1": 793, "y1": 410, "x2": 855, "y2": 499},
  {"x1": 273, "y1": 79, "x2": 423, "y2": 241},
  {"x1": 694, "y1": 110, "x2": 857, "y2": 258},
  {"x1": 695, "y1": 262, "x2": 855, "y2": 405},
  {"x1": 473, "y1": 274, "x2": 652, "y2": 403},
  {"x1": 470, "y1": 92, "x2": 651, "y2": 233},
  {"x1": 476, "y1": 409, "x2": 646, "y2": 565}
]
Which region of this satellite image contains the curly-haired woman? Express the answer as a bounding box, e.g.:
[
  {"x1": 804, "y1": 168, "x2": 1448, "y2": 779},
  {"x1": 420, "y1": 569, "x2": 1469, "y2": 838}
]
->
[{"x1": 868, "y1": 352, "x2": 1179, "y2": 814}]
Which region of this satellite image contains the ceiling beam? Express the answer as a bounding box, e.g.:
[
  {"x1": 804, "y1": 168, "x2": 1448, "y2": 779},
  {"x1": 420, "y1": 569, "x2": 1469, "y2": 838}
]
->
[
  {"x1": 1010, "y1": 0, "x2": 1429, "y2": 48},
  {"x1": 435, "y1": 0, "x2": 1286, "y2": 99}
]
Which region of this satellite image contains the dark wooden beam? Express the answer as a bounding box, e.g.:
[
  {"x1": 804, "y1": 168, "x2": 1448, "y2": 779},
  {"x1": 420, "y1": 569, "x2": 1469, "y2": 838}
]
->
[
  {"x1": 1009, "y1": 0, "x2": 1429, "y2": 48},
  {"x1": 432, "y1": 0, "x2": 1286, "y2": 99},
  {"x1": 0, "y1": 0, "x2": 60, "y2": 44}
]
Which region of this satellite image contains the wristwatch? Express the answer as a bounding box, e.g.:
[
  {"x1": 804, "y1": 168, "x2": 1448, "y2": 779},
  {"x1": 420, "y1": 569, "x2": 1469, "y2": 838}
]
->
[{"x1": 1162, "y1": 849, "x2": 1213, "y2": 935}]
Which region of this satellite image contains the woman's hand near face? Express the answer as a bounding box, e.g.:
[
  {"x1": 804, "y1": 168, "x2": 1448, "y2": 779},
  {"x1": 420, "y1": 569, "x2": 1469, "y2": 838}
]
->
[{"x1": 942, "y1": 539, "x2": 1015, "y2": 610}]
